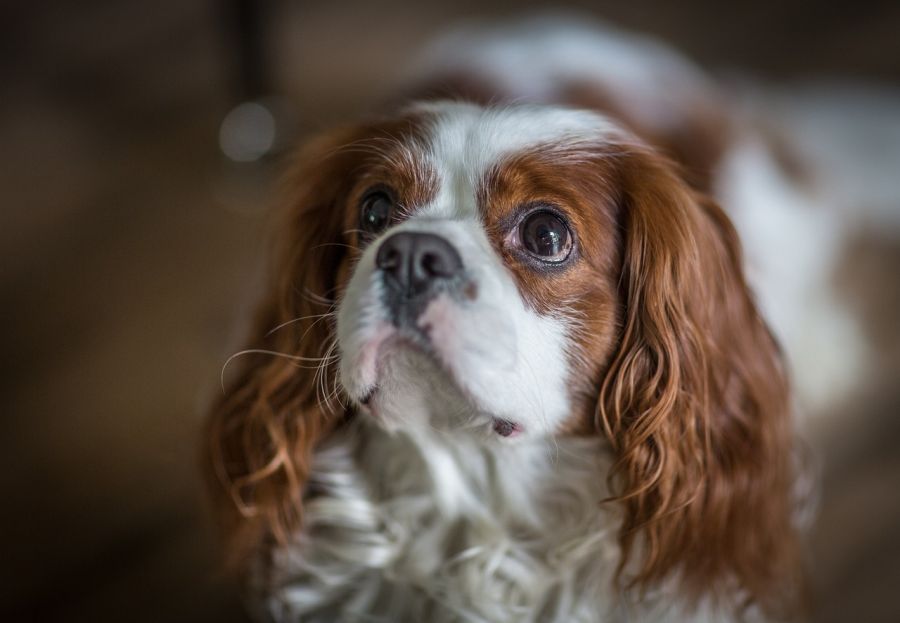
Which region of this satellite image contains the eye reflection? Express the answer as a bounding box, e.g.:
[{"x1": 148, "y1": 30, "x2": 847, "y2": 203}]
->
[
  {"x1": 519, "y1": 210, "x2": 572, "y2": 262},
  {"x1": 360, "y1": 191, "x2": 394, "y2": 235}
]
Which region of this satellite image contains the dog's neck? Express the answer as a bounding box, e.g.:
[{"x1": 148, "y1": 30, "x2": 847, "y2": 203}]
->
[
  {"x1": 263, "y1": 415, "x2": 630, "y2": 620},
  {"x1": 364, "y1": 416, "x2": 610, "y2": 525}
]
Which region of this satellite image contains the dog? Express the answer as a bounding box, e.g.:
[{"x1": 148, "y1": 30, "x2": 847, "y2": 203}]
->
[{"x1": 205, "y1": 17, "x2": 836, "y2": 622}]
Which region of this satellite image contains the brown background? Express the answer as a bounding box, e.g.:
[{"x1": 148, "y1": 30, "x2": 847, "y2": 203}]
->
[{"x1": 2, "y1": 1, "x2": 899, "y2": 621}]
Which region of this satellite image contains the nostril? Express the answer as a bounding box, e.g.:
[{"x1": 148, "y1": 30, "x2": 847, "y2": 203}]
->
[
  {"x1": 420, "y1": 251, "x2": 450, "y2": 278},
  {"x1": 415, "y1": 236, "x2": 463, "y2": 280},
  {"x1": 380, "y1": 248, "x2": 400, "y2": 270},
  {"x1": 375, "y1": 236, "x2": 407, "y2": 275}
]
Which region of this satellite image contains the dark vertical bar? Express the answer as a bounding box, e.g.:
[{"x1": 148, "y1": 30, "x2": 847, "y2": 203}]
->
[{"x1": 220, "y1": 0, "x2": 270, "y2": 102}]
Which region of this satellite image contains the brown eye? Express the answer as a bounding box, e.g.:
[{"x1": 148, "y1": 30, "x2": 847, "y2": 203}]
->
[
  {"x1": 360, "y1": 191, "x2": 394, "y2": 234},
  {"x1": 520, "y1": 210, "x2": 572, "y2": 262}
]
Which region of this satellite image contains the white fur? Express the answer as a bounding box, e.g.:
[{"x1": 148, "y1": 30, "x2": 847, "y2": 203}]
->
[
  {"x1": 412, "y1": 101, "x2": 620, "y2": 191},
  {"x1": 263, "y1": 419, "x2": 615, "y2": 622}
]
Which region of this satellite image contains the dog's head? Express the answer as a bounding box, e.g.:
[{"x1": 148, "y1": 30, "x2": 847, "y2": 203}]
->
[{"x1": 208, "y1": 101, "x2": 801, "y2": 616}]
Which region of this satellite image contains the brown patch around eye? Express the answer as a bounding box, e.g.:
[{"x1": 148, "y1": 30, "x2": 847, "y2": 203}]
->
[
  {"x1": 478, "y1": 148, "x2": 622, "y2": 306},
  {"x1": 477, "y1": 147, "x2": 627, "y2": 433},
  {"x1": 337, "y1": 116, "x2": 439, "y2": 251}
]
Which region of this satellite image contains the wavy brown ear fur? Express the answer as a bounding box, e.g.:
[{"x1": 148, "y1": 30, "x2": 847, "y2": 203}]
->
[
  {"x1": 204, "y1": 127, "x2": 366, "y2": 570},
  {"x1": 599, "y1": 148, "x2": 804, "y2": 618}
]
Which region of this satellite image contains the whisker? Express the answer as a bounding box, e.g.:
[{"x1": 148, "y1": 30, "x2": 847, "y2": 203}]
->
[
  {"x1": 322, "y1": 345, "x2": 343, "y2": 413},
  {"x1": 297, "y1": 308, "x2": 337, "y2": 347},
  {"x1": 314, "y1": 338, "x2": 340, "y2": 414},
  {"x1": 265, "y1": 311, "x2": 335, "y2": 337},
  {"x1": 300, "y1": 289, "x2": 334, "y2": 307},
  {"x1": 326, "y1": 366, "x2": 346, "y2": 412},
  {"x1": 220, "y1": 348, "x2": 337, "y2": 392}
]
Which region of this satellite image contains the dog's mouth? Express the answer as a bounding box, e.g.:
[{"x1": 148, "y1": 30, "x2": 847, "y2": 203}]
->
[
  {"x1": 360, "y1": 386, "x2": 376, "y2": 405},
  {"x1": 491, "y1": 417, "x2": 522, "y2": 437},
  {"x1": 351, "y1": 327, "x2": 524, "y2": 439}
]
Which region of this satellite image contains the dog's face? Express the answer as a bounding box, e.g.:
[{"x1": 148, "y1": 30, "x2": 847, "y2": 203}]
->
[
  {"x1": 209, "y1": 101, "x2": 801, "y2": 616},
  {"x1": 336, "y1": 103, "x2": 623, "y2": 439}
]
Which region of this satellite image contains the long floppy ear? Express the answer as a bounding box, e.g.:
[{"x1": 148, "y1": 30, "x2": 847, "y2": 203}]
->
[
  {"x1": 204, "y1": 127, "x2": 364, "y2": 569},
  {"x1": 599, "y1": 148, "x2": 803, "y2": 617}
]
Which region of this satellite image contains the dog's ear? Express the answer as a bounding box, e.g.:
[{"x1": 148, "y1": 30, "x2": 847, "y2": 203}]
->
[
  {"x1": 204, "y1": 126, "x2": 366, "y2": 568},
  {"x1": 598, "y1": 148, "x2": 803, "y2": 617}
]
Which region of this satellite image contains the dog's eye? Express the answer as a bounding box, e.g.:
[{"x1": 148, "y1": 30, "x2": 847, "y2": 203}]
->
[
  {"x1": 520, "y1": 210, "x2": 572, "y2": 262},
  {"x1": 360, "y1": 191, "x2": 394, "y2": 234}
]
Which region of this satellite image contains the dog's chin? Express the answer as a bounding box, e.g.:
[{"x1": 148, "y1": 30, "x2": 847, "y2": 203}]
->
[{"x1": 348, "y1": 329, "x2": 524, "y2": 439}]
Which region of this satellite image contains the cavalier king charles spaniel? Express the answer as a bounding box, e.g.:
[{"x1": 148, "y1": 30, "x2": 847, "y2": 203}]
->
[{"x1": 207, "y1": 18, "x2": 815, "y2": 623}]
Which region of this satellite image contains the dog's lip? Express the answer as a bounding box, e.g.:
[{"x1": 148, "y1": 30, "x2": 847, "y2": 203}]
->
[
  {"x1": 360, "y1": 386, "x2": 377, "y2": 405},
  {"x1": 357, "y1": 385, "x2": 381, "y2": 420},
  {"x1": 349, "y1": 303, "x2": 525, "y2": 438},
  {"x1": 352, "y1": 330, "x2": 424, "y2": 408},
  {"x1": 356, "y1": 347, "x2": 524, "y2": 438},
  {"x1": 491, "y1": 417, "x2": 523, "y2": 437}
]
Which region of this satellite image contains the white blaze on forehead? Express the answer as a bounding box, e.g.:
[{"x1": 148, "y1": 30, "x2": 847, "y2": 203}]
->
[{"x1": 410, "y1": 101, "x2": 619, "y2": 220}]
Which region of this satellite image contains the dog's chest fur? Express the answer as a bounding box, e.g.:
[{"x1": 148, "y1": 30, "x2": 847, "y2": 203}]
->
[{"x1": 258, "y1": 418, "x2": 726, "y2": 622}]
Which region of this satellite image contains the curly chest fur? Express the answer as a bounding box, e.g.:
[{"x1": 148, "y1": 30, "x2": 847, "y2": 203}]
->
[{"x1": 257, "y1": 419, "x2": 728, "y2": 623}]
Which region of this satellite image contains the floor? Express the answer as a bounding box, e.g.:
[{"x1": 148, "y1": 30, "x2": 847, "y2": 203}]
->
[{"x1": 2, "y1": 1, "x2": 899, "y2": 621}]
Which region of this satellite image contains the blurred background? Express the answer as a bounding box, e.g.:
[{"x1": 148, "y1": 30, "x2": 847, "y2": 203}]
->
[{"x1": 2, "y1": 1, "x2": 899, "y2": 621}]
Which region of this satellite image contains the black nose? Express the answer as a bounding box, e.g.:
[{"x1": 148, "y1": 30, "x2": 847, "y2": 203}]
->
[{"x1": 376, "y1": 231, "x2": 463, "y2": 299}]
